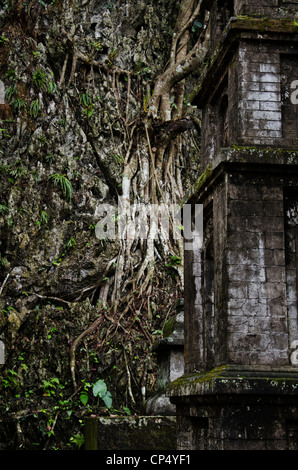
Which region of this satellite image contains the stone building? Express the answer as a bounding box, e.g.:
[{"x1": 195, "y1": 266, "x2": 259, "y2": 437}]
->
[{"x1": 168, "y1": 0, "x2": 298, "y2": 450}]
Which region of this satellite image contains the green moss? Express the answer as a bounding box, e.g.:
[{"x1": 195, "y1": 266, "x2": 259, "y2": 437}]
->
[
  {"x1": 167, "y1": 365, "x2": 229, "y2": 392},
  {"x1": 232, "y1": 16, "x2": 298, "y2": 33},
  {"x1": 163, "y1": 316, "x2": 176, "y2": 338},
  {"x1": 193, "y1": 164, "x2": 212, "y2": 193},
  {"x1": 228, "y1": 146, "x2": 298, "y2": 165}
]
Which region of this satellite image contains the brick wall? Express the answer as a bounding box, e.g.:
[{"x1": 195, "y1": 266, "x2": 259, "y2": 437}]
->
[
  {"x1": 237, "y1": 43, "x2": 282, "y2": 146},
  {"x1": 200, "y1": 39, "x2": 298, "y2": 170},
  {"x1": 226, "y1": 172, "x2": 288, "y2": 365},
  {"x1": 185, "y1": 165, "x2": 298, "y2": 371}
]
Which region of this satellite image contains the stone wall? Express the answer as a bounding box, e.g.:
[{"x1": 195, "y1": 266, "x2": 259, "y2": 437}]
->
[
  {"x1": 200, "y1": 37, "x2": 298, "y2": 168},
  {"x1": 226, "y1": 169, "x2": 288, "y2": 365},
  {"x1": 84, "y1": 416, "x2": 176, "y2": 450},
  {"x1": 234, "y1": 0, "x2": 298, "y2": 19},
  {"x1": 170, "y1": 0, "x2": 298, "y2": 451},
  {"x1": 185, "y1": 153, "x2": 298, "y2": 373}
]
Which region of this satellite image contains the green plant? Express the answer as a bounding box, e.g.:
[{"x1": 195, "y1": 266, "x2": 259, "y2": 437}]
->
[
  {"x1": 135, "y1": 61, "x2": 152, "y2": 80},
  {"x1": 79, "y1": 93, "x2": 92, "y2": 107},
  {"x1": 41, "y1": 210, "x2": 49, "y2": 224},
  {"x1": 47, "y1": 326, "x2": 57, "y2": 339},
  {"x1": 8, "y1": 162, "x2": 27, "y2": 179},
  {"x1": 30, "y1": 99, "x2": 40, "y2": 118},
  {"x1": 5, "y1": 84, "x2": 17, "y2": 102},
  {"x1": 165, "y1": 254, "x2": 181, "y2": 267},
  {"x1": 12, "y1": 97, "x2": 27, "y2": 113},
  {"x1": 0, "y1": 128, "x2": 11, "y2": 138},
  {"x1": 106, "y1": 48, "x2": 118, "y2": 67},
  {"x1": 112, "y1": 153, "x2": 124, "y2": 164},
  {"x1": 84, "y1": 104, "x2": 94, "y2": 118},
  {"x1": 42, "y1": 377, "x2": 64, "y2": 397},
  {"x1": 38, "y1": 0, "x2": 47, "y2": 7},
  {"x1": 5, "y1": 69, "x2": 16, "y2": 80},
  {"x1": 92, "y1": 378, "x2": 112, "y2": 408},
  {"x1": 79, "y1": 380, "x2": 92, "y2": 406},
  {"x1": 37, "y1": 210, "x2": 49, "y2": 227},
  {"x1": 0, "y1": 204, "x2": 8, "y2": 214},
  {"x1": 45, "y1": 154, "x2": 55, "y2": 163},
  {"x1": 143, "y1": 90, "x2": 152, "y2": 113},
  {"x1": 33, "y1": 70, "x2": 47, "y2": 90},
  {"x1": 47, "y1": 81, "x2": 57, "y2": 95},
  {"x1": 49, "y1": 173, "x2": 72, "y2": 202},
  {"x1": 65, "y1": 237, "x2": 76, "y2": 250},
  {"x1": 0, "y1": 252, "x2": 9, "y2": 267},
  {"x1": 91, "y1": 40, "x2": 103, "y2": 51},
  {"x1": 0, "y1": 35, "x2": 9, "y2": 44},
  {"x1": 68, "y1": 433, "x2": 84, "y2": 449},
  {"x1": 2, "y1": 369, "x2": 19, "y2": 389},
  {"x1": 80, "y1": 93, "x2": 94, "y2": 118}
]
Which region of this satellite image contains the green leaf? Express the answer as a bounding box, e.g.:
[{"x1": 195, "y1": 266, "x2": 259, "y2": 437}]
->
[
  {"x1": 80, "y1": 392, "x2": 89, "y2": 406},
  {"x1": 92, "y1": 379, "x2": 107, "y2": 398},
  {"x1": 102, "y1": 391, "x2": 112, "y2": 409},
  {"x1": 123, "y1": 406, "x2": 131, "y2": 416}
]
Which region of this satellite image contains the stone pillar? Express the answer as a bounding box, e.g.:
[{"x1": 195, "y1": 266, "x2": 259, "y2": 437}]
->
[
  {"x1": 168, "y1": 1, "x2": 298, "y2": 450},
  {"x1": 146, "y1": 301, "x2": 184, "y2": 416}
]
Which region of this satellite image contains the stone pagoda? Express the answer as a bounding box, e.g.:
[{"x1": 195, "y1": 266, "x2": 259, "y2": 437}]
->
[{"x1": 168, "y1": 0, "x2": 298, "y2": 450}]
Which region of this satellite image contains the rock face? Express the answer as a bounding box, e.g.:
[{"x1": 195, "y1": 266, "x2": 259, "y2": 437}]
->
[{"x1": 0, "y1": 0, "x2": 201, "y2": 450}]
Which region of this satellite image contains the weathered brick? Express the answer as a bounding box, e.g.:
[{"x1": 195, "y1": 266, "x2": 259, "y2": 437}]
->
[
  {"x1": 175, "y1": 0, "x2": 298, "y2": 452},
  {"x1": 251, "y1": 110, "x2": 281, "y2": 120}
]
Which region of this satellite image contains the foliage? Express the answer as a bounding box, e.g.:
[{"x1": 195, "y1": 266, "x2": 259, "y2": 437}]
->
[
  {"x1": 80, "y1": 93, "x2": 94, "y2": 118},
  {"x1": 0, "y1": 204, "x2": 8, "y2": 214},
  {"x1": 0, "y1": 252, "x2": 9, "y2": 267},
  {"x1": 49, "y1": 173, "x2": 73, "y2": 202},
  {"x1": 0, "y1": 0, "x2": 204, "y2": 450},
  {"x1": 5, "y1": 84, "x2": 17, "y2": 102},
  {"x1": 30, "y1": 99, "x2": 40, "y2": 118},
  {"x1": 12, "y1": 97, "x2": 27, "y2": 113},
  {"x1": 92, "y1": 379, "x2": 113, "y2": 409},
  {"x1": 33, "y1": 70, "x2": 48, "y2": 90},
  {"x1": 37, "y1": 210, "x2": 49, "y2": 227},
  {"x1": 0, "y1": 35, "x2": 9, "y2": 44},
  {"x1": 65, "y1": 237, "x2": 76, "y2": 250}
]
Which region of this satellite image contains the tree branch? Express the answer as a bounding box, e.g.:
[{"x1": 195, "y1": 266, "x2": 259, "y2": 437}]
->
[{"x1": 149, "y1": 3, "x2": 209, "y2": 120}]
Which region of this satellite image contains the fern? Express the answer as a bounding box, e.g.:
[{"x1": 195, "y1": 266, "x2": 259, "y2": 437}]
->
[
  {"x1": 49, "y1": 173, "x2": 73, "y2": 202},
  {"x1": 33, "y1": 70, "x2": 47, "y2": 90},
  {"x1": 80, "y1": 93, "x2": 92, "y2": 107},
  {"x1": 12, "y1": 98, "x2": 27, "y2": 113},
  {"x1": 30, "y1": 99, "x2": 40, "y2": 118},
  {"x1": 5, "y1": 84, "x2": 17, "y2": 102}
]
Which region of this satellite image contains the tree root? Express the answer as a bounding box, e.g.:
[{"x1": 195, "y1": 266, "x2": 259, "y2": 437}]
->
[{"x1": 70, "y1": 314, "x2": 104, "y2": 390}]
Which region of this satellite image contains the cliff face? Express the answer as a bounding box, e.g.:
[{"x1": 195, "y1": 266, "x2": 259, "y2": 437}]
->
[{"x1": 0, "y1": 0, "x2": 201, "y2": 449}]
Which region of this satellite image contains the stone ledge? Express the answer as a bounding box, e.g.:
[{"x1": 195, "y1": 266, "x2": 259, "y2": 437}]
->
[
  {"x1": 183, "y1": 147, "x2": 298, "y2": 205},
  {"x1": 216, "y1": 147, "x2": 298, "y2": 167},
  {"x1": 166, "y1": 365, "x2": 298, "y2": 398},
  {"x1": 84, "y1": 415, "x2": 176, "y2": 450}
]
